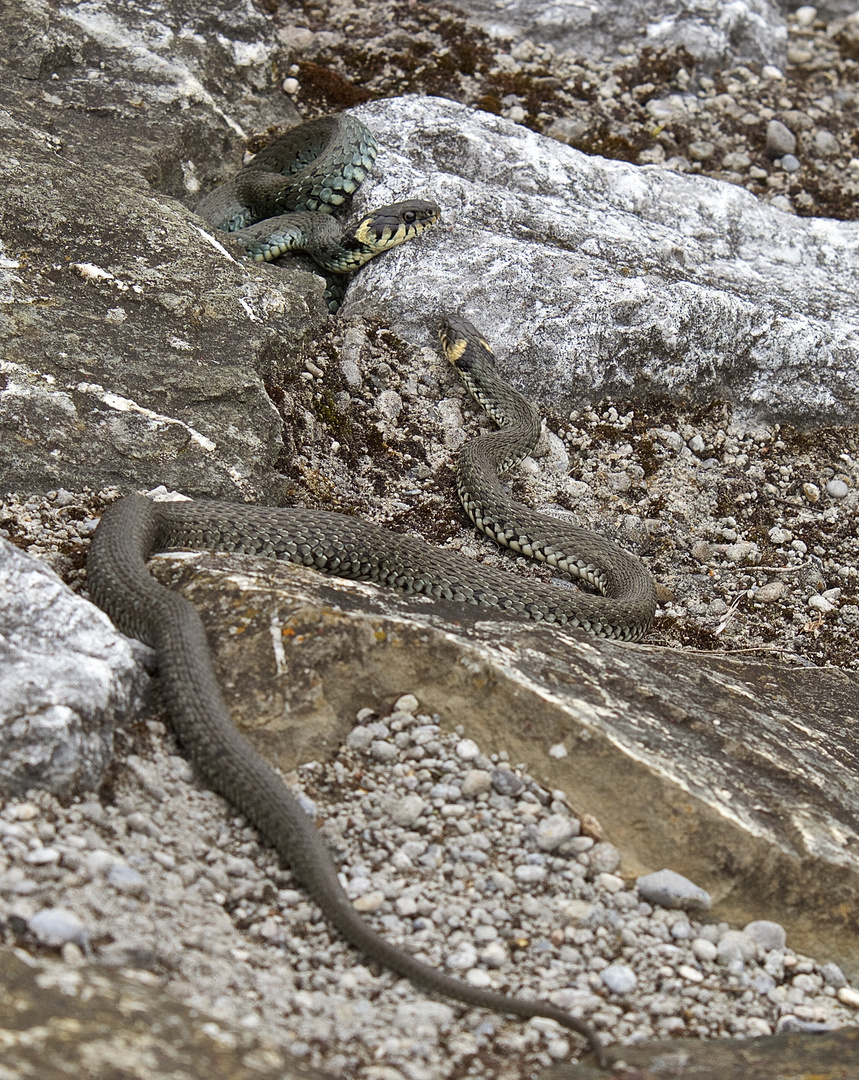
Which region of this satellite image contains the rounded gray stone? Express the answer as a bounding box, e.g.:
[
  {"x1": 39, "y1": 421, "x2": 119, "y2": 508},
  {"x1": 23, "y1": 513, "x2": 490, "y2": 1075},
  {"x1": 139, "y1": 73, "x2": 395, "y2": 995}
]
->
[
  {"x1": 813, "y1": 129, "x2": 839, "y2": 156},
  {"x1": 743, "y1": 919, "x2": 786, "y2": 952},
  {"x1": 460, "y1": 769, "x2": 492, "y2": 797},
  {"x1": 766, "y1": 119, "x2": 796, "y2": 157},
  {"x1": 821, "y1": 962, "x2": 847, "y2": 988},
  {"x1": 826, "y1": 478, "x2": 849, "y2": 498},
  {"x1": 390, "y1": 794, "x2": 426, "y2": 827},
  {"x1": 491, "y1": 768, "x2": 524, "y2": 796},
  {"x1": 601, "y1": 963, "x2": 637, "y2": 994},
  {"x1": 106, "y1": 864, "x2": 147, "y2": 896},
  {"x1": 514, "y1": 864, "x2": 547, "y2": 884},
  {"x1": 536, "y1": 813, "x2": 578, "y2": 852},
  {"x1": 635, "y1": 869, "x2": 712, "y2": 912},
  {"x1": 28, "y1": 907, "x2": 89, "y2": 947},
  {"x1": 588, "y1": 841, "x2": 621, "y2": 875},
  {"x1": 717, "y1": 929, "x2": 758, "y2": 964}
]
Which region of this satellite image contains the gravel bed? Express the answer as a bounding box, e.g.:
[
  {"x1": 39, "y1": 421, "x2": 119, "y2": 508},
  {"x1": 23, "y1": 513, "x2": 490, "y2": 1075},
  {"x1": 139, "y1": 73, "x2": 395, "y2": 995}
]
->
[{"x1": 2, "y1": 693, "x2": 858, "y2": 1078}]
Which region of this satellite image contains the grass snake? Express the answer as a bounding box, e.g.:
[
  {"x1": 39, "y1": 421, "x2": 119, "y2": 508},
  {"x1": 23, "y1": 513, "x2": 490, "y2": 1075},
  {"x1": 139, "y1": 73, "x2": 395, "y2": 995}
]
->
[
  {"x1": 194, "y1": 114, "x2": 440, "y2": 309},
  {"x1": 88, "y1": 115, "x2": 659, "y2": 1066}
]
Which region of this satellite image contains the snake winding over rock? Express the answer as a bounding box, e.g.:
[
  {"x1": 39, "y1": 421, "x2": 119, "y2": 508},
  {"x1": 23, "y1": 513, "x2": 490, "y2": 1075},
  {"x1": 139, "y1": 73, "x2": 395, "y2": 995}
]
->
[{"x1": 88, "y1": 114, "x2": 660, "y2": 1067}]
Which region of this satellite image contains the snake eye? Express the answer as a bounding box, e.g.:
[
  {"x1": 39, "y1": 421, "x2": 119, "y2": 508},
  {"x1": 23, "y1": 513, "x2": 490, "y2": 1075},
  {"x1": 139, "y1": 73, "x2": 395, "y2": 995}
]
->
[{"x1": 403, "y1": 209, "x2": 416, "y2": 223}]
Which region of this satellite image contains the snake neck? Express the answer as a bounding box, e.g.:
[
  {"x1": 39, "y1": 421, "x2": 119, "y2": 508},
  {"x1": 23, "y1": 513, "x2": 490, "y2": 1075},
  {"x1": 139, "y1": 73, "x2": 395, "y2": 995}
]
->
[{"x1": 458, "y1": 366, "x2": 542, "y2": 471}]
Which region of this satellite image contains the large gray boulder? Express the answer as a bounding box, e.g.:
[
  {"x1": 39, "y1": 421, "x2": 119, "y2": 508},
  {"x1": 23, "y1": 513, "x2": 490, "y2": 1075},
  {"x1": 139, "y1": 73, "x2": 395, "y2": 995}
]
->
[
  {"x1": 345, "y1": 96, "x2": 859, "y2": 426},
  {"x1": 0, "y1": 0, "x2": 320, "y2": 502}
]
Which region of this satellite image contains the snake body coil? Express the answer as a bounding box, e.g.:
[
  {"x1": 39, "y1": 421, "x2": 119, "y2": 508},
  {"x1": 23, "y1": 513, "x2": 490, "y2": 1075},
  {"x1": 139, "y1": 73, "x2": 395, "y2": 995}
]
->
[
  {"x1": 88, "y1": 311, "x2": 652, "y2": 1064},
  {"x1": 194, "y1": 114, "x2": 440, "y2": 294}
]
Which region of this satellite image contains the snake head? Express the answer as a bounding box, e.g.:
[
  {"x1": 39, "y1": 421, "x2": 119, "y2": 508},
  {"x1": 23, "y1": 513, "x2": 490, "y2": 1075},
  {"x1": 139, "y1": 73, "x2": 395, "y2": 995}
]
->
[
  {"x1": 438, "y1": 316, "x2": 495, "y2": 373},
  {"x1": 351, "y1": 199, "x2": 441, "y2": 253}
]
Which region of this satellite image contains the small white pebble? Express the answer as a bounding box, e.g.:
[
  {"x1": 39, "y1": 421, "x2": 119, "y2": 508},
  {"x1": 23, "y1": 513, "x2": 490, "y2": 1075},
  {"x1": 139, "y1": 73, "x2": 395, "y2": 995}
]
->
[
  {"x1": 692, "y1": 938, "x2": 718, "y2": 962},
  {"x1": 601, "y1": 964, "x2": 637, "y2": 994},
  {"x1": 808, "y1": 594, "x2": 835, "y2": 613},
  {"x1": 460, "y1": 769, "x2": 492, "y2": 797},
  {"x1": 28, "y1": 907, "x2": 89, "y2": 947},
  {"x1": 353, "y1": 891, "x2": 385, "y2": 914},
  {"x1": 826, "y1": 479, "x2": 849, "y2": 499},
  {"x1": 455, "y1": 738, "x2": 480, "y2": 760},
  {"x1": 595, "y1": 872, "x2": 625, "y2": 893},
  {"x1": 25, "y1": 847, "x2": 60, "y2": 865},
  {"x1": 85, "y1": 850, "x2": 117, "y2": 876},
  {"x1": 548, "y1": 743, "x2": 568, "y2": 759},
  {"x1": 282, "y1": 77, "x2": 299, "y2": 94},
  {"x1": 514, "y1": 865, "x2": 547, "y2": 884},
  {"x1": 390, "y1": 795, "x2": 426, "y2": 827},
  {"x1": 838, "y1": 986, "x2": 859, "y2": 1007},
  {"x1": 755, "y1": 580, "x2": 784, "y2": 603},
  {"x1": 394, "y1": 694, "x2": 419, "y2": 714},
  {"x1": 678, "y1": 964, "x2": 704, "y2": 983},
  {"x1": 747, "y1": 1017, "x2": 773, "y2": 1036}
]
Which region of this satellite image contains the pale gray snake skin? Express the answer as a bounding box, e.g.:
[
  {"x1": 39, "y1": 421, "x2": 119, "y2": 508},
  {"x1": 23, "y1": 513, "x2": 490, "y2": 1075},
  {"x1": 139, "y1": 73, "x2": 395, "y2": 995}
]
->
[{"x1": 87, "y1": 117, "x2": 661, "y2": 1068}]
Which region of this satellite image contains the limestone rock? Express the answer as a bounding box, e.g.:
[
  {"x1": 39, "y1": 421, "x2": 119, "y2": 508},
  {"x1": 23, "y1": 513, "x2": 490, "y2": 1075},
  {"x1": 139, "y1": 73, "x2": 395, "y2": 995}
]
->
[
  {"x1": 0, "y1": 945, "x2": 335, "y2": 1080},
  {"x1": 541, "y1": 1025, "x2": 859, "y2": 1078},
  {"x1": 0, "y1": 539, "x2": 147, "y2": 798},
  {"x1": 0, "y1": 0, "x2": 325, "y2": 502},
  {"x1": 440, "y1": 0, "x2": 788, "y2": 70}
]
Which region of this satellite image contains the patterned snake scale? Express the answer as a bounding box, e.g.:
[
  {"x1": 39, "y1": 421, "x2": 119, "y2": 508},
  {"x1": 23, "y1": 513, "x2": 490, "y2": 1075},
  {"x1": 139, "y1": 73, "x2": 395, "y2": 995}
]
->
[{"x1": 87, "y1": 115, "x2": 661, "y2": 1067}]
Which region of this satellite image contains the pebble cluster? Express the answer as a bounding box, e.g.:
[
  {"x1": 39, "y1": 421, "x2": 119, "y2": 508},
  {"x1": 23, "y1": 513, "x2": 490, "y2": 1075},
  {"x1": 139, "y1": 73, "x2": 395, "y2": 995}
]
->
[
  {"x1": 279, "y1": 2, "x2": 859, "y2": 221},
  {"x1": 0, "y1": 694, "x2": 856, "y2": 1078}
]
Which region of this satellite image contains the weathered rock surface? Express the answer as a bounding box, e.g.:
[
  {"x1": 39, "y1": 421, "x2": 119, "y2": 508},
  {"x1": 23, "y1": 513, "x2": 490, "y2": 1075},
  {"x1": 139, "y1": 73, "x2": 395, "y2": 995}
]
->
[
  {"x1": 1, "y1": 0, "x2": 328, "y2": 501},
  {"x1": 150, "y1": 550, "x2": 859, "y2": 978},
  {"x1": 0, "y1": 538, "x2": 147, "y2": 798},
  {"x1": 0, "y1": 944, "x2": 335, "y2": 1080},
  {"x1": 345, "y1": 96, "x2": 859, "y2": 425},
  {"x1": 544, "y1": 1025, "x2": 859, "y2": 1078},
  {"x1": 3, "y1": 0, "x2": 857, "y2": 510},
  {"x1": 441, "y1": 0, "x2": 788, "y2": 70}
]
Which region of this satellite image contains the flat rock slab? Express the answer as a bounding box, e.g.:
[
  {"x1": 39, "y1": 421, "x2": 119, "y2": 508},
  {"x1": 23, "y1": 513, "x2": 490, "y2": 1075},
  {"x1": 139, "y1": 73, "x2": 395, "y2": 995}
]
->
[
  {"x1": 150, "y1": 551, "x2": 859, "y2": 977},
  {"x1": 543, "y1": 1026, "x2": 859, "y2": 1078},
  {"x1": 0, "y1": 945, "x2": 334, "y2": 1080}
]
